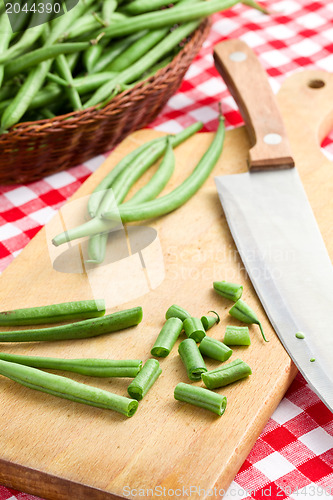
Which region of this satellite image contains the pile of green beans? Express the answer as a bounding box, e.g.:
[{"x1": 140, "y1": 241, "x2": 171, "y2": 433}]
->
[{"x1": 0, "y1": 0, "x2": 264, "y2": 130}]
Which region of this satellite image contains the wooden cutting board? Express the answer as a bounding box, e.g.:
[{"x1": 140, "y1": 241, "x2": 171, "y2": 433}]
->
[{"x1": 0, "y1": 70, "x2": 332, "y2": 500}]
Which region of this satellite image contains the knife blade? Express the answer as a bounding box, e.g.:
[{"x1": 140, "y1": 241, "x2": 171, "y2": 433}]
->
[{"x1": 213, "y1": 39, "x2": 333, "y2": 412}]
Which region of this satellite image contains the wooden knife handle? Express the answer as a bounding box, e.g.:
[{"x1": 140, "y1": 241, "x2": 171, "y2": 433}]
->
[{"x1": 214, "y1": 39, "x2": 295, "y2": 171}]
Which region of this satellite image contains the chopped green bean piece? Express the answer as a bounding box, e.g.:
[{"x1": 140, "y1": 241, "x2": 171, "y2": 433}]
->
[
  {"x1": 202, "y1": 358, "x2": 252, "y2": 389},
  {"x1": 183, "y1": 317, "x2": 206, "y2": 343},
  {"x1": 127, "y1": 359, "x2": 161, "y2": 401},
  {"x1": 151, "y1": 318, "x2": 183, "y2": 358},
  {"x1": 199, "y1": 336, "x2": 232, "y2": 362},
  {"x1": 0, "y1": 360, "x2": 138, "y2": 417},
  {"x1": 174, "y1": 382, "x2": 227, "y2": 417},
  {"x1": 165, "y1": 304, "x2": 191, "y2": 322},
  {"x1": 0, "y1": 353, "x2": 142, "y2": 378},
  {"x1": 201, "y1": 311, "x2": 220, "y2": 331},
  {"x1": 224, "y1": 325, "x2": 251, "y2": 346},
  {"x1": 213, "y1": 281, "x2": 243, "y2": 302},
  {"x1": 295, "y1": 332, "x2": 305, "y2": 339},
  {"x1": 0, "y1": 299, "x2": 105, "y2": 326},
  {"x1": 178, "y1": 338, "x2": 207, "y2": 382},
  {"x1": 229, "y1": 299, "x2": 268, "y2": 342}
]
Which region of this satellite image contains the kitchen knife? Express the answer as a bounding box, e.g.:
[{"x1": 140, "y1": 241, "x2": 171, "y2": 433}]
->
[{"x1": 213, "y1": 39, "x2": 333, "y2": 412}]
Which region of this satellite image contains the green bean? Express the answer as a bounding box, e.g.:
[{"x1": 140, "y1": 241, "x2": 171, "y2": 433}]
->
[
  {"x1": 201, "y1": 311, "x2": 220, "y2": 331},
  {"x1": 52, "y1": 121, "x2": 203, "y2": 246},
  {"x1": 84, "y1": 21, "x2": 200, "y2": 108},
  {"x1": 0, "y1": 24, "x2": 45, "y2": 65},
  {"x1": 202, "y1": 358, "x2": 252, "y2": 389},
  {"x1": 0, "y1": 14, "x2": 11, "y2": 87},
  {"x1": 1, "y1": 0, "x2": 95, "y2": 129},
  {"x1": 55, "y1": 54, "x2": 83, "y2": 110},
  {"x1": 123, "y1": 0, "x2": 182, "y2": 15},
  {"x1": 199, "y1": 336, "x2": 232, "y2": 362},
  {"x1": 127, "y1": 358, "x2": 162, "y2": 400},
  {"x1": 0, "y1": 306, "x2": 142, "y2": 342},
  {"x1": 101, "y1": 0, "x2": 239, "y2": 39},
  {"x1": 4, "y1": 42, "x2": 91, "y2": 79},
  {"x1": 73, "y1": 72, "x2": 118, "y2": 94},
  {"x1": 92, "y1": 32, "x2": 146, "y2": 73},
  {"x1": 101, "y1": 114, "x2": 225, "y2": 223},
  {"x1": 213, "y1": 280, "x2": 243, "y2": 302},
  {"x1": 183, "y1": 317, "x2": 206, "y2": 343},
  {"x1": 83, "y1": 44, "x2": 103, "y2": 73},
  {"x1": 46, "y1": 72, "x2": 68, "y2": 87},
  {"x1": 151, "y1": 317, "x2": 183, "y2": 357},
  {"x1": 0, "y1": 299, "x2": 105, "y2": 326},
  {"x1": 107, "y1": 28, "x2": 169, "y2": 72},
  {"x1": 178, "y1": 338, "x2": 207, "y2": 381},
  {"x1": 103, "y1": 0, "x2": 118, "y2": 23},
  {"x1": 65, "y1": 14, "x2": 103, "y2": 40},
  {"x1": 87, "y1": 137, "x2": 175, "y2": 264},
  {"x1": 165, "y1": 304, "x2": 191, "y2": 322},
  {"x1": 174, "y1": 383, "x2": 227, "y2": 416},
  {"x1": 0, "y1": 359, "x2": 138, "y2": 417},
  {"x1": 223, "y1": 325, "x2": 251, "y2": 346},
  {"x1": 0, "y1": 84, "x2": 64, "y2": 116},
  {"x1": 0, "y1": 353, "x2": 142, "y2": 377},
  {"x1": 124, "y1": 137, "x2": 175, "y2": 205},
  {"x1": 229, "y1": 299, "x2": 268, "y2": 342}
]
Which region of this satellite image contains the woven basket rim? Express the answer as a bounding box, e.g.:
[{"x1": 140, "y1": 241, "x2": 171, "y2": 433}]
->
[{"x1": 4, "y1": 18, "x2": 211, "y2": 136}]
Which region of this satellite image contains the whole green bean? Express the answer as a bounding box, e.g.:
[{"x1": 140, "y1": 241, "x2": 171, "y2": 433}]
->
[
  {"x1": 0, "y1": 15, "x2": 11, "y2": 87},
  {"x1": 52, "y1": 122, "x2": 203, "y2": 246},
  {"x1": 92, "y1": 32, "x2": 146, "y2": 73},
  {"x1": 0, "y1": 359, "x2": 138, "y2": 417},
  {"x1": 4, "y1": 42, "x2": 91, "y2": 80},
  {"x1": 107, "y1": 28, "x2": 169, "y2": 72},
  {"x1": 101, "y1": 114, "x2": 225, "y2": 223},
  {"x1": 0, "y1": 353, "x2": 142, "y2": 378},
  {"x1": 83, "y1": 44, "x2": 103, "y2": 73},
  {"x1": 84, "y1": 21, "x2": 200, "y2": 108},
  {"x1": 0, "y1": 24, "x2": 46, "y2": 65},
  {"x1": 124, "y1": 137, "x2": 175, "y2": 205},
  {"x1": 0, "y1": 299, "x2": 105, "y2": 326},
  {"x1": 73, "y1": 72, "x2": 118, "y2": 94},
  {"x1": 101, "y1": 0, "x2": 240, "y2": 39},
  {"x1": 0, "y1": 306, "x2": 142, "y2": 342},
  {"x1": 123, "y1": 0, "x2": 182, "y2": 15},
  {"x1": 1, "y1": 0, "x2": 95, "y2": 129},
  {"x1": 103, "y1": 0, "x2": 118, "y2": 23},
  {"x1": 55, "y1": 54, "x2": 83, "y2": 110}
]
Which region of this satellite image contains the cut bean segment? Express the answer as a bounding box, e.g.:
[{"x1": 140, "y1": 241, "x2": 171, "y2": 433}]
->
[
  {"x1": 183, "y1": 317, "x2": 206, "y2": 343},
  {"x1": 201, "y1": 311, "x2": 220, "y2": 331},
  {"x1": 202, "y1": 358, "x2": 252, "y2": 389},
  {"x1": 0, "y1": 354, "x2": 142, "y2": 378},
  {"x1": 213, "y1": 281, "x2": 243, "y2": 302},
  {"x1": 174, "y1": 382, "x2": 227, "y2": 416},
  {"x1": 165, "y1": 304, "x2": 191, "y2": 322},
  {"x1": 151, "y1": 318, "x2": 183, "y2": 358},
  {"x1": 0, "y1": 299, "x2": 105, "y2": 326},
  {"x1": 199, "y1": 336, "x2": 232, "y2": 362},
  {"x1": 0, "y1": 307, "x2": 142, "y2": 343},
  {"x1": 127, "y1": 358, "x2": 162, "y2": 400},
  {"x1": 178, "y1": 338, "x2": 207, "y2": 381},
  {"x1": 0, "y1": 359, "x2": 138, "y2": 417},
  {"x1": 229, "y1": 299, "x2": 268, "y2": 342},
  {"x1": 223, "y1": 325, "x2": 251, "y2": 346}
]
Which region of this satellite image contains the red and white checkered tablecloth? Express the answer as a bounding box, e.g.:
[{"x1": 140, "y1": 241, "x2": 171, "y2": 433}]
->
[{"x1": 0, "y1": 1, "x2": 332, "y2": 499}]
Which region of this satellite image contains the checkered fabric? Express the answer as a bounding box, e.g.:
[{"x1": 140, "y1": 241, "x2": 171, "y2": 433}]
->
[{"x1": 0, "y1": 0, "x2": 332, "y2": 499}]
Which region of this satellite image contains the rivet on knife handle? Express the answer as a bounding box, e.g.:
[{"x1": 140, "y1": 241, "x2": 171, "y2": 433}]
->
[{"x1": 213, "y1": 39, "x2": 295, "y2": 171}]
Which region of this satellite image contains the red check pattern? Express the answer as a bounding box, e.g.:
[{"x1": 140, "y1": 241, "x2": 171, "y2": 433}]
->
[{"x1": 0, "y1": 0, "x2": 332, "y2": 498}]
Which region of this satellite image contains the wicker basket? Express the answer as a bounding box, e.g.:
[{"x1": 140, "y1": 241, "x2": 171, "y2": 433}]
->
[{"x1": 0, "y1": 19, "x2": 211, "y2": 185}]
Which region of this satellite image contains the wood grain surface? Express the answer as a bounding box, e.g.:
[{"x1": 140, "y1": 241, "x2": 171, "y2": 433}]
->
[{"x1": 0, "y1": 70, "x2": 332, "y2": 500}]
